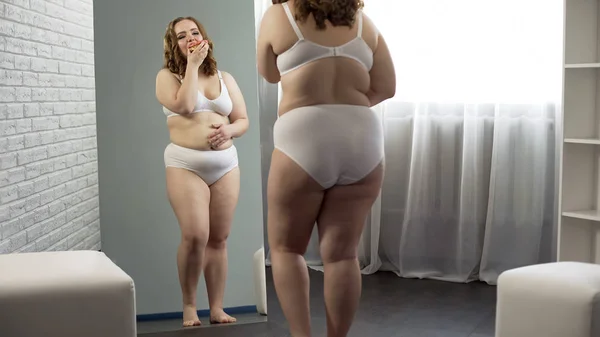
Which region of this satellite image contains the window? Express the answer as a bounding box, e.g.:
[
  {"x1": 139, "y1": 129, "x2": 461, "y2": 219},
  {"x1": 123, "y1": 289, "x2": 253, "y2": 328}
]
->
[{"x1": 363, "y1": 0, "x2": 563, "y2": 103}]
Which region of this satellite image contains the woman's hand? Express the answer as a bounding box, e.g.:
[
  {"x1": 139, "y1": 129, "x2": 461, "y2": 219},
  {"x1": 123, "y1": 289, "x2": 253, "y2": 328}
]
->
[
  {"x1": 187, "y1": 40, "x2": 209, "y2": 68},
  {"x1": 208, "y1": 123, "x2": 233, "y2": 149}
]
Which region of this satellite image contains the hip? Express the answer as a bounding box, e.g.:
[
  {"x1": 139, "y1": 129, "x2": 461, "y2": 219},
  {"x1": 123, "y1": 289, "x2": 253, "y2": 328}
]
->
[{"x1": 274, "y1": 104, "x2": 383, "y2": 147}]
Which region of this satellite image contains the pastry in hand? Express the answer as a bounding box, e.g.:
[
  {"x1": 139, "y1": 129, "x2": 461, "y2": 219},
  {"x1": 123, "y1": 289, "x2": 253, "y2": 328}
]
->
[{"x1": 188, "y1": 39, "x2": 208, "y2": 53}]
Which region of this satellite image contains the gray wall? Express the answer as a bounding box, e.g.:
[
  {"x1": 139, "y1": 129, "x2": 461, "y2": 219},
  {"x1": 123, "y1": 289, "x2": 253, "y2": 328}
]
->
[
  {"x1": 93, "y1": 0, "x2": 264, "y2": 315},
  {"x1": 0, "y1": 0, "x2": 100, "y2": 254}
]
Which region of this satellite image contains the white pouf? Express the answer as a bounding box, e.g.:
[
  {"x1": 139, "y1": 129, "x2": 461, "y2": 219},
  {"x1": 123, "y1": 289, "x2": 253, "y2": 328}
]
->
[
  {"x1": 0, "y1": 250, "x2": 136, "y2": 337},
  {"x1": 496, "y1": 262, "x2": 600, "y2": 337},
  {"x1": 253, "y1": 246, "x2": 267, "y2": 315}
]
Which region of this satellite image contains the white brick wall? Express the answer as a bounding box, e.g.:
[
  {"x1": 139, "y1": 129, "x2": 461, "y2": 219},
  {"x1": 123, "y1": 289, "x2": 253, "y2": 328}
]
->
[{"x1": 0, "y1": 0, "x2": 100, "y2": 254}]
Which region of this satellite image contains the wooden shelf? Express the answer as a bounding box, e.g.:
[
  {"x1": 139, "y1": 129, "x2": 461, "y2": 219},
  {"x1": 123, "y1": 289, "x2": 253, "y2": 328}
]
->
[
  {"x1": 563, "y1": 210, "x2": 600, "y2": 222},
  {"x1": 558, "y1": 0, "x2": 600, "y2": 264},
  {"x1": 564, "y1": 138, "x2": 600, "y2": 144},
  {"x1": 565, "y1": 63, "x2": 600, "y2": 69}
]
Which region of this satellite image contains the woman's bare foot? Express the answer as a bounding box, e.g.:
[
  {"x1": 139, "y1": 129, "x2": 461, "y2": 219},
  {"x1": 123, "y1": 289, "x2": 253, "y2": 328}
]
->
[
  {"x1": 209, "y1": 308, "x2": 237, "y2": 324},
  {"x1": 182, "y1": 305, "x2": 202, "y2": 327}
]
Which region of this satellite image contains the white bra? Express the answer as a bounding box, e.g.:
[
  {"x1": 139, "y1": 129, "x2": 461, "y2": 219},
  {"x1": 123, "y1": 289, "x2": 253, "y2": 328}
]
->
[
  {"x1": 163, "y1": 70, "x2": 233, "y2": 117},
  {"x1": 276, "y1": 2, "x2": 373, "y2": 76}
]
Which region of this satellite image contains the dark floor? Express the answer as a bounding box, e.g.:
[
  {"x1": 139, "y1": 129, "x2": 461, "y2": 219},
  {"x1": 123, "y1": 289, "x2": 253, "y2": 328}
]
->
[{"x1": 143, "y1": 267, "x2": 497, "y2": 337}]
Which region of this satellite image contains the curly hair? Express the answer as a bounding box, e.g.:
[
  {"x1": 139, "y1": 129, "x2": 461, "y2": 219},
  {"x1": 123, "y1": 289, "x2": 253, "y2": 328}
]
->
[
  {"x1": 272, "y1": 0, "x2": 364, "y2": 29},
  {"x1": 162, "y1": 16, "x2": 217, "y2": 78}
]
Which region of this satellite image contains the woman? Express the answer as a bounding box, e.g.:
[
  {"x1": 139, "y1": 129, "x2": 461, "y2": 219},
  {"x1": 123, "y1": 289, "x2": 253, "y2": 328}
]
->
[
  {"x1": 257, "y1": 1, "x2": 395, "y2": 336},
  {"x1": 155, "y1": 16, "x2": 249, "y2": 327}
]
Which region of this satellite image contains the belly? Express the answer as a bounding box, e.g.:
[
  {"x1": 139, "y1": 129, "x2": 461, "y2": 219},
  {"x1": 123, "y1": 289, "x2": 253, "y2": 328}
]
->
[{"x1": 167, "y1": 111, "x2": 233, "y2": 151}]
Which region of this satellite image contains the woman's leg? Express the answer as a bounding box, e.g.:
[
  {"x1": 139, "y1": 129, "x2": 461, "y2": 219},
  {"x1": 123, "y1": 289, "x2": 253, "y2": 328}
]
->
[
  {"x1": 204, "y1": 167, "x2": 240, "y2": 324},
  {"x1": 166, "y1": 167, "x2": 211, "y2": 327},
  {"x1": 267, "y1": 149, "x2": 325, "y2": 337},
  {"x1": 317, "y1": 163, "x2": 384, "y2": 337}
]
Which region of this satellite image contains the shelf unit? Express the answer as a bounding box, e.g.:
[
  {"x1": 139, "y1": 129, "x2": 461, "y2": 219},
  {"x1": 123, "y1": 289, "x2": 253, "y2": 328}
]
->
[{"x1": 558, "y1": 0, "x2": 600, "y2": 263}]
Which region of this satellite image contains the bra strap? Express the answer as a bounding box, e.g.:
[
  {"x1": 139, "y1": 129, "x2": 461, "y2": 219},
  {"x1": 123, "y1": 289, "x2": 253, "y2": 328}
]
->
[
  {"x1": 282, "y1": 2, "x2": 304, "y2": 40},
  {"x1": 357, "y1": 10, "x2": 363, "y2": 38},
  {"x1": 173, "y1": 73, "x2": 183, "y2": 83}
]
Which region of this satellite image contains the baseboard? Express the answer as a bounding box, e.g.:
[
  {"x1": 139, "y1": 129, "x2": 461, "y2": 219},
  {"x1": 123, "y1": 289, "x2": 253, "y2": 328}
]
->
[{"x1": 136, "y1": 305, "x2": 258, "y2": 322}]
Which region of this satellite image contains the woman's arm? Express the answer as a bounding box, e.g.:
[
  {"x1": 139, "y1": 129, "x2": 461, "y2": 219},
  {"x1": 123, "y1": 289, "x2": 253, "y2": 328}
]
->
[
  {"x1": 364, "y1": 14, "x2": 396, "y2": 107},
  {"x1": 222, "y1": 71, "x2": 249, "y2": 138},
  {"x1": 156, "y1": 42, "x2": 210, "y2": 114},
  {"x1": 155, "y1": 65, "x2": 201, "y2": 115},
  {"x1": 257, "y1": 5, "x2": 281, "y2": 84},
  {"x1": 208, "y1": 71, "x2": 249, "y2": 147}
]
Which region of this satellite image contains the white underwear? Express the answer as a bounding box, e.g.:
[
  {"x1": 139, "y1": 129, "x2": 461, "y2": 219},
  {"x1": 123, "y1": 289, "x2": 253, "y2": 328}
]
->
[
  {"x1": 273, "y1": 104, "x2": 384, "y2": 189},
  {"x1": 164, "y1": 143, "x2": 238, "y2": 185}
]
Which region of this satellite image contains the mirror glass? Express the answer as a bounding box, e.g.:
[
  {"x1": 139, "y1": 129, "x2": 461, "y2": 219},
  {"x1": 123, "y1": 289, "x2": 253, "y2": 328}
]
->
[{"x1": 93, "y1": 0, "x2": 267, "y2": 333}]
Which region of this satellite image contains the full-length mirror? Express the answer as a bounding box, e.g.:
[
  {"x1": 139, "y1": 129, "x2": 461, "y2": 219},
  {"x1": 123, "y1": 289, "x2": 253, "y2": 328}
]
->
[{"x1": 93, "y1": 0, "x2": 267, "y2": 333}]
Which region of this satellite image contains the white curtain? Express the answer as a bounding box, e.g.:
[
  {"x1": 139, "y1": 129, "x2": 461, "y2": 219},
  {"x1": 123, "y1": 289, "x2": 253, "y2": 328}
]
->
[{"x1": 255, "y1": 0, "x2": 563, "y2": 284}]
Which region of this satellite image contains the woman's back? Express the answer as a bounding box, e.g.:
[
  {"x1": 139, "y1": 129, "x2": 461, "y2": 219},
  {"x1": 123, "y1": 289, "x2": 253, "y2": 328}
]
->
[
  {"x1": 262, "y1": 0, "x2": 391, "y2": 115},
  {"x1": 256, "y1": 4, "x2": 393, "y2": 336}
]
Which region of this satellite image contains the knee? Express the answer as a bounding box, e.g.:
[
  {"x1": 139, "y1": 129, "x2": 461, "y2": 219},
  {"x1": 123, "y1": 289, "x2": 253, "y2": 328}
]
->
[
  {"x1": 270, "y1": 241, "x2": 307, "y2": 256},
  {"x1": 207, "y1": 233, "x2": 228, "y2": 250},
  {"x1": 319, "y1": 241, "x2": 358, "y2": 264},
  {"x1": 181, "y1": 232, "x2": 208, "y2": 251}
]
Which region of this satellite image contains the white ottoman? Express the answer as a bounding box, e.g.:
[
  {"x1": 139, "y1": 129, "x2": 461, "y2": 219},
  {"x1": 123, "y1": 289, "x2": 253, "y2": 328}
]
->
[
  {"x1": 496, "y1": 262, "x2": 600, "y2": 337},
  {"x1": 0, "y1": 250, "x2": 136, "y2": 337},
  {"x1": 253, "y1": 246, "x2": 267, "y2": 315}
]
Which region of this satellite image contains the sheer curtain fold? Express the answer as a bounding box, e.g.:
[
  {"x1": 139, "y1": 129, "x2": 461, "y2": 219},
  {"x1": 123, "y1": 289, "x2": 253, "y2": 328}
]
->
[{"x1": 255, "y1": 0, "x2": 561, "y2": 284}]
